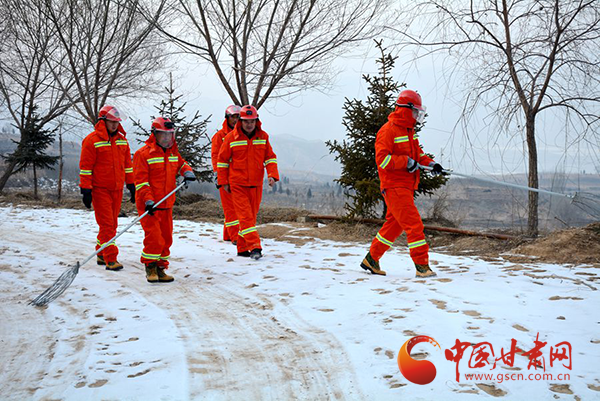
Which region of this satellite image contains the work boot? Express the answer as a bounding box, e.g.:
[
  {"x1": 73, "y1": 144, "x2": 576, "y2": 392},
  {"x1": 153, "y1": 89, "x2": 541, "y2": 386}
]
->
[
  {"x1": 157, "y1": 267, "x2": 174, "y2": 283},
  {"x1": 360, "y1": 252, "x2": 386, "y2": 276},
  {"x1": 145, "y1": 263, "x2": 159, "y2": 283},
  {"x1": 96, "y1": 255, "x2": 106, "y2": 265},
  {"x1": 250, "y1": 248, "x2": 262, "y2": 260},
  {"x1": 106, "y1": 261, "x2": 123, "y2": 271},
  {"x1": 237, "y1": 251, "x2": 251, "y2": 257},
  {"x1": 415, "y1": 263, "x2": 437, "y2": 278}
]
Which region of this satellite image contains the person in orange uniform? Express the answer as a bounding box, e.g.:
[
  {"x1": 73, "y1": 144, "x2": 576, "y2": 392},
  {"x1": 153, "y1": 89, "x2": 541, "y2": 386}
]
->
[
  {"x1": 217, "y1": 105, "x2": 279, "y2": 260},
  {"x1": 361, "y1": 90, "x2": 445, "y2": 278},
  {"x1": 133, "y1": 117, "x2": 196, "y2": 283},
  {"x1": 79, "y1": 105, "x2": 135, "y2": 271},
  {"x1": 212, "y1": 105, "x2": 241, "y2": 243}
]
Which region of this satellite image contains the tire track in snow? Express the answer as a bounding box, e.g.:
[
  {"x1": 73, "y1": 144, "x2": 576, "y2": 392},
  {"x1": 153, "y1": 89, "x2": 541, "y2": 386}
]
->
[
  {"x1": 0, "y1": 266, "x2": 58, "y2": 400},
  {"x1": 3, "y1": 210, "x2": 363, "y2": 400}
]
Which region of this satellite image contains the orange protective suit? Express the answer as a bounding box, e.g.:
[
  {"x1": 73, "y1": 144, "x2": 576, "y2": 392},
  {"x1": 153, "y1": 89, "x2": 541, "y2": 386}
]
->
[
  {"x1": 133, "y1": 133, "x2": 192, "y2": 267},
  {"x1": 217, "y1": 120, "x2": 279, "y2": 253},
  {"x1": 79, "y1": 120, "x2": 134, "y2": 263},
  {"x1": 369, "y1": 107, "x2": 435, "y2": 265},
  {"x1": 211, "y1": 120, "x2": 239, "y2": 242}
]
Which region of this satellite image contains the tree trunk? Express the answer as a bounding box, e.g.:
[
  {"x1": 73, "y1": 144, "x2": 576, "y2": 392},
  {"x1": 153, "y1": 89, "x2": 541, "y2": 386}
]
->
[
  {"x1": 0, "y1": 158, "x2": 19, "y2": 193},
  {"x1": 525, "y1": 115, "x2": 539, "y2": 236},
  {"x1": 33, "y1": 165, "x2": 38, "y2": 199},
  {"x1": 58, "y1": 125, "x2": 63, "y2": 203}
]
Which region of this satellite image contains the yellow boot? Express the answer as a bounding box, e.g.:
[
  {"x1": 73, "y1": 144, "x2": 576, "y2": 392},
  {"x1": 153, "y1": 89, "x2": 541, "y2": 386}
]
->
[
  {"x1": 415, "y1": 264, "x2": 437, "y2": 278},
  {"x1": 360, "y1": 252, "x2": 387, "y2": 276},
  {"x1": 145, "y1": 263, "x2": 159, "y2": 283},
  {"x1": 106, "y1": 261, "x2": 123, "y2": 271},
  {"x1": 96, "y1": 255, "x2": 106, "y2": 265},
  {"x1": 157, "y1": 267, "x2": 174, "y2": 283}
]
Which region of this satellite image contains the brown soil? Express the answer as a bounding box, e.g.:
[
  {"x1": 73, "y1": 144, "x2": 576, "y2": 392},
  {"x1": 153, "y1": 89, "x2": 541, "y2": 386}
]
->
[
  {"x1": 1, "y1": 191, "x2": 598, "y2": 267},
  {"x1": 511, "y1": 222, "x2": 600, "y2": 265}
]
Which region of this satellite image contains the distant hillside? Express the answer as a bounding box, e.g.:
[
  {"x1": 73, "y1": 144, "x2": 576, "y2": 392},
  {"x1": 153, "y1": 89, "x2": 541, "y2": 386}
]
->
[{"x1": 269, "y1": 133, "x2": 341, "y2": 178}]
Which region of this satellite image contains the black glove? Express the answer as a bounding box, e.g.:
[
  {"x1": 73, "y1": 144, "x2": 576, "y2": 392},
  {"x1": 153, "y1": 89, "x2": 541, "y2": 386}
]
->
[
  {"x1": 431, "y1": 163, "x2": 446, "y2": 175},
  {"x1": 145, "y1": 200, "x2": 156, "y2": 216},
  {"x1": 126, "y1": 183, "x2": 136, "y2": 203},
  {"x1": 406, "y1": 157, "x2": 418, "y2": 173},
  {"x1": 184, "y1": 171, "x2": 196, "y2": 182},
  {"x1": 81, "y1": 188, "x2": 92, "y2": 209}
]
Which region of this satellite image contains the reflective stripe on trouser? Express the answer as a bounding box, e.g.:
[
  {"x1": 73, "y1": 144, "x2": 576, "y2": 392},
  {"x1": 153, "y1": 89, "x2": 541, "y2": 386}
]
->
[
  {"x1": 138, "y1": 207, "x2": 174, "y2": 268},
  {"x1": 230, "y1": 185, "x2": 262, "y2": 253},
  {"x1": 369, "y1": 187, "x2": 429, "y2": 265},
  {"x1": 219, "y1": 186, "x2": 239, "y2": 242},
  {"x1": 92, "y1": 188, "x2": 123, "y2": 263}
]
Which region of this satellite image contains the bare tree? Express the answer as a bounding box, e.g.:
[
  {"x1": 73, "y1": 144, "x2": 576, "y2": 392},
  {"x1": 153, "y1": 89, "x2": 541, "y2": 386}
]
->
[
  {"x1": 0, "y1": 0, "x2": 74, "y2": 193},
  {"x1": 157, "y1": 0, "x2": 392, "y2": 108},
  {"x1": 43, "y1": 0, "x2": 170, "y2": 124},
  {"x1": 395, "y1": 0, "x2": 600, "y2": 235}
]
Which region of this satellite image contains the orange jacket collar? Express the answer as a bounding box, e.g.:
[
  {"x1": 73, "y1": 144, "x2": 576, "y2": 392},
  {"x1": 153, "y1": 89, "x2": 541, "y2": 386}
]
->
[
  {"x1": 388, "y1": 107, "x2": 416, "y2": 128},
  {"x1": 232, "y1": 119, "x2": 264, "y2": 140},
  {"x1": 222, "y1": 119, "x2": 235, "y2": 132},
  {"x1": 94, "y1": 120, "x2": 126, "y2": 140},
  {"x1": 145, "y1": 132, "x2": 181, "y2": 154}
]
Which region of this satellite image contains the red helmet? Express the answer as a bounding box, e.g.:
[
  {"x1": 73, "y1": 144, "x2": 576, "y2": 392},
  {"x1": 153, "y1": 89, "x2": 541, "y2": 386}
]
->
[
  {"x1": 151, "y1": 116, "x2": 175, "y2": 133},
  {"x1": 396, "y1": 90, "x2": 424, "y2": 110},
  {"x1": 98, "y1": 105, "x2": 125, "y2": 122},
  {"x1": 225, "y1": 105, "x2": 242, "y2": 117},
  {"x1": 395, "y1": 90, "x2": 426, "y2": 123},
  {"x1": 239, "y1": 105, "x2": 258, "y2": 120},
  {"x1": 152, "y1": 117, "x2": 175, "y2": 148}
]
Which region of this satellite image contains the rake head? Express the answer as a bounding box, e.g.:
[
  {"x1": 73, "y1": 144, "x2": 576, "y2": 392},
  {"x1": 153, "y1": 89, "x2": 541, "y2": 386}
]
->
[{"x1": 29, "y1": 262, "x2": 80, "y2": 307}]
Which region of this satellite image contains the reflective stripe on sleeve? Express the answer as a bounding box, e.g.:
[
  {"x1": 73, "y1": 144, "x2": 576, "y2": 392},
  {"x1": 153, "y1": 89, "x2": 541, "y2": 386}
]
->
[{"x1": 379, "y1": 155, "x2": 391, "y2": 169}]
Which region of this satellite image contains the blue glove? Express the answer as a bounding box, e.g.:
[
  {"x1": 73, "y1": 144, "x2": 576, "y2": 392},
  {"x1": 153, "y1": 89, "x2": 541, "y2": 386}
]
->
[
  {"x1": 184, "y1": 171, "x2": 196, "y2": 182},
  {"x1": 407, "y1": 158, "x2": 418, "y2": 173},
  {"x1": 145, "y1": 200, "x2": 156, "y2": 216}
]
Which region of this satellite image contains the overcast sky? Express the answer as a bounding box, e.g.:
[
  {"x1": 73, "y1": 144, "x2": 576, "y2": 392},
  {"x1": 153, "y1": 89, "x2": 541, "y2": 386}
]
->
[
  {"x1": 118, "y1": 41, "x2": 599, "y2": 179},
  {"x1": 1, "y1": 40, "x2": 581, "y2": 180}
]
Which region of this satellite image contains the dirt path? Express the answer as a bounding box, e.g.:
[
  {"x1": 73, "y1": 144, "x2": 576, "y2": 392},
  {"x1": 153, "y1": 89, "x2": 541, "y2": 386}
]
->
[{"x1": 0, "y1": 216, "x2": 363, "y2": 400}]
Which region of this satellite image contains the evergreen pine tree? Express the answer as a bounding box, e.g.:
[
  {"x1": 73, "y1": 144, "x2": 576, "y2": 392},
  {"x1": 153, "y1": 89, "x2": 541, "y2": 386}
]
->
[
  {"x1": 2, "y1": 106, "x2": 58, "y2": 198},
  {"x1": 133, "y1": 74, "x2": 212, "y2": 182},
  {"x1": 326, "y1": 40, "x2": 448, "y2": 218}
]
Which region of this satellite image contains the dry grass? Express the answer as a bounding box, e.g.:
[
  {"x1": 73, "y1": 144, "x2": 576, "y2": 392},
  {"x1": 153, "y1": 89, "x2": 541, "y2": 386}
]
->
[
  {"x1": 511, "y1": 222, "x2": 600, "y2": 265},
  {"x1": 2, "y1": 191, "x2": 598, "y2": 267}
]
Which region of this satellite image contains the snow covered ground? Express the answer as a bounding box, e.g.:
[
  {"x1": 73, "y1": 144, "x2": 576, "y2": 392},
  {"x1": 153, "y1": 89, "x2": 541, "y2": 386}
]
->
[{"x1": 1, "y1": 205, "x2": 599, "y2": 400}]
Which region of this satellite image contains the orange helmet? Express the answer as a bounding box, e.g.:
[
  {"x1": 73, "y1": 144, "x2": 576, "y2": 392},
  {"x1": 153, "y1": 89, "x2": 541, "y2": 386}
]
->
[
  {"x1": 151, "y1": 116, "x2": 175, "y2": 133},
  {"x1": 225, "y1": 105, "x2": 242, "y2": 117},
  {"x1": 151, "y1": 117, "x2": 175, "y2": 148},
  {"x1": 395, "y1": 90, "x2": 426, "y2": 123},
  {"x1": 98, "y1": 105, "x2": 125, "y2": 122},
  {"x1": 239, "y1": 105, "x2": 258, "y2": 120}
]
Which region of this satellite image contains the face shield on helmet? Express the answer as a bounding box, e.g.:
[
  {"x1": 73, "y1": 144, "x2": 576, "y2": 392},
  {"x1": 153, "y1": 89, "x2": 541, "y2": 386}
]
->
[
  {"x1": 99, "y1": 105, "x2": 127, "y2": 122},
  {"x1": 395, "y1": 89, "x2": 426, "y2": 124},
  {"x1": 225, "y1": 105, "x2": 241, "y2": 128},
  {"x1": 411, "y1": 106, "x2": 427, "y2": 124},
  {"x1": 225, "y1": 105, "x2": 242, "y2": 117},
  {"x1": 151, "y1": 117, "x2": 176, "y2": 148},
  {"x1": 155, "y1": 129, "x2": 175, "y2": 148}
]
